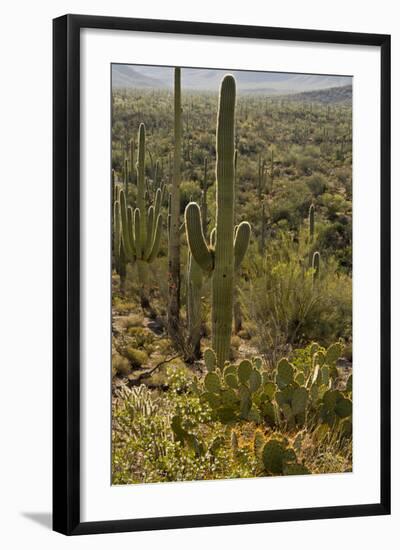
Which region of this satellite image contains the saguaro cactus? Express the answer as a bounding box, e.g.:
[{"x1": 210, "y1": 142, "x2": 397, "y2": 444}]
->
[
  {"x1": 257, "y1": 155, "x2": 267, "y2": 200},
  {"x1": 270, "y1": 147, "x2": 275, "y2": 188},
  {"x1": 118, "y1": 123, "x2": 163, "y2": 307},
  {"x1": 309, "y1": 203, "x2": 315, "y2": 243},
  {"x1": 312, "y1": 251, "x2": 320, "y2": 282},
  {"x1": 233, "y1": 148, "x2": 243, "y2": 333},
  {"x1": 259, "y1": 201, "x2": 267, "y2": 254},
  {"x1": 113, "y1": 197, "x2": 127, "y2": 294},
  {"x1": 187, "y1": 156, "x2": 209, "y2": 357},
  {"x1": 186, "y1": 251, "x2": 203, "y2": 359},
  {"x1": 201, "y1": 156, "x2": 209, "y2": 234},
  {"x1": 185, "y1": 75, "x2": 251, "y2": 366},
  {"x1": 129, "y1": 137, "x2": 135, "y2": 183},
  {"x1": 308, "y1": 203, "x2": 318, "y2": 268},
  {"x1": 123, "y1": 158, "x2": 129, "y2": 199},
  {"x1": 168, "y1": 67, "x2": 182, "y2": 343}
]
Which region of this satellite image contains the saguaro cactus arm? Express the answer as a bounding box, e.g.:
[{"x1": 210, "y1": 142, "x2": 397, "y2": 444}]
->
[
  {"x1": 134, "y1": 208, "x2": 141, "y2": 254},
  {"x1": 119, "y1": 189, "x2": 134, "y2": 259},
  {"x1": 113, "y1": 200, "x2": 121, "y2": 263},
  {"x1": 147, "y1": 214, "x2": 163, "y2": 263},
  {"x1": 234, "y1": 221, "x2": 251, "y2": 270},
  {"x1": 127, "y1": 206, "x2": 136, "y2": 256},
  {"x1": 185, "y1": 202, "x2": 214, "y2": 272},
  {"x1": 145, "y1": 205, "x2": 155, "y2": 258}
]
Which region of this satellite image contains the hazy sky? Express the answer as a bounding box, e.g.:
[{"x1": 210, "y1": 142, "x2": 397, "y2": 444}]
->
[{"x1": 112, "y1": 64, "x2": 352, "y2": 94}]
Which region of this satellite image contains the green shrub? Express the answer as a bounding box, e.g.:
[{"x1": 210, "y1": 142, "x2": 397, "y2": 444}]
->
[{"x1": 243, "y1": 229, "x2": 352, "y2": 364}]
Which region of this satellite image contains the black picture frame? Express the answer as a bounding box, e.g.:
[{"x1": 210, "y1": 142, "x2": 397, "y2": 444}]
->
[{"x1": 53, "y1": 14, "x2": 391, "y2": 535}]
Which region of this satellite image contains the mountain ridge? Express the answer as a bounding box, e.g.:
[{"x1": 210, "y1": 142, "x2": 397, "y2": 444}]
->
[{"x1": 112, "y1": 64, "x2": 352, "y2": 95}]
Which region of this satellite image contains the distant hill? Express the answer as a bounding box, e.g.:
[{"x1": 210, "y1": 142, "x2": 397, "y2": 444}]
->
[
  {"x1": 112, "y1": 65, "x2": 165, "y2": 89},
  {"x1": 112, "y1": 64, "x2": 352, "y2": 95},
  {"x1": 283, "y1": 85, "x2": 352, "y2": 104}
]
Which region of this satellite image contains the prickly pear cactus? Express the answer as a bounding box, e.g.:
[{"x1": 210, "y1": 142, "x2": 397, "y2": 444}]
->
[
  {"x1": 262, "y1": 437, "x2": 310, "y2": 475},
  {"x1": 200, "y1": 354, "x2": 265, "y2": 424}
]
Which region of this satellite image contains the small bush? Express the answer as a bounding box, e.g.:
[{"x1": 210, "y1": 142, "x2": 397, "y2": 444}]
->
[
  {"x1": 231, "y1": 335, "x2": 241, "y2": 349},
  {"x1": 113, "y1": 353, "x2": 131, "y2": 375},
  {"x1": 306, "y1": 173, "x2": 328, "y2": 196},
  {"x1": 128, "y1": 327, "x2": 154, "y2": 349},
  {"x1": 120, "y1": 314, "x2": 143, "y2": 329},
  {"x1": 124, "y1": 348, "x2": 149, "y2": 367}
]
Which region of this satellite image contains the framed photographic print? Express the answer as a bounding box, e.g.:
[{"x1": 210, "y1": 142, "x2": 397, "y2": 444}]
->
[{"x1": 53, "y1": 14, "x2": 391, "y2": 535}]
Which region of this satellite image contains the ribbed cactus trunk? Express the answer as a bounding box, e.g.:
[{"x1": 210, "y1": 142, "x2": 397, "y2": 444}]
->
[
  {"x1": 129, "y1": 137, "x2": 135, "y2": 183},
  {"x1": 259, "y1": 202, "x2": 266, "y2": 254},
  {"x1": 308, "y1": 203, "x2": 315, "y2": 267},
  {"x1": 187, "y1": 155, "x2": 208, "y2": 358},
  {"x1": 123, "y1": 158, "x2": 129, "y2": 200},
  {"x1": 309, "y1": 203, "x2": 315, "y2": 243},
  {"x1": 136, "y1": 123, "x2": 150, "y2": 308},
  {"x1": 270, "y1": 148, "x2": 274, "y2": 188},
  {"x1": 116, "y1": 123, "x2": 163, "y2": 312},
  {"x1": 113, "y1": 198, "x2": 126, "y2": 294},
  {"x1": 184, "y1": 75, "x2": 251, "y2": 368},
  {"x1": 168, "y1": 67, "x2": 182, "y2": 343},
  {"x1": 312, "y1": 251, "x2": 320, "y2": 283},
  {"x1": 212, "y1": 75, "x2": 236, "y2": 366},
  {"x1": 187, "y1": 252, "x2": 203, "y2": 359},
  {"x1": 233, "y1": 148, "x2": 243, "y2": 334},
  {"x1": 201, "y1": 157, "x2": 208, "y2": 234}
]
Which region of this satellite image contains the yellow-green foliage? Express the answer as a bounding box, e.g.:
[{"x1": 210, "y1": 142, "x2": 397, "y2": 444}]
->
[
  {"x1": 111, "y1": 77, "x2": 353, "y2": 485},
  {"x1": 243, "y1": 227, "x2": 351, "y2": 365},
  {"x1": 113, "y1": 352, "x2": 131, "y2": 375}
]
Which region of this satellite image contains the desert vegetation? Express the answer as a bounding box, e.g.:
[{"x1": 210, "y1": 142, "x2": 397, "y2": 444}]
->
[{"x1": 111, "y1": 68, "x2": 352, "y2": 484}]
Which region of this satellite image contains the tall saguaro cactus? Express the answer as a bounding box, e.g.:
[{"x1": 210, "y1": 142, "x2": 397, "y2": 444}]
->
[
  {"x1": 309, "y1": 203, "x2": 315, "y2": 243},
  {"x1": 308, "y1": 203, "x2": 317, "y2": 268},
  {"x1": 168, "y1": 67, "x2": 182, "y2": 343},
  {"x1": 187, "y1": 155, "x2": 209, "y2": 358},
  {"x1": 185, "y1": 75, "x2": 251, "y2": 367},
  {"x1": 258, "y1": 155, "x2": 267, "y2": 200},
  {"x1": 117, "y1": 123, "x2": 163, "y2": 308}
]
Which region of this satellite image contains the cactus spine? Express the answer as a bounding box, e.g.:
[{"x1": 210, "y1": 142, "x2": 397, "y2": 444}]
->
[
  {"x1": 168, "y1": 67, "x2": 182, "y2": 343},
  {"x1": 185, "y1": 75, "x2": 251, "y2": 367},
  {"x1": 118, "y1": 123, "x2": 163, "y2": 307}
]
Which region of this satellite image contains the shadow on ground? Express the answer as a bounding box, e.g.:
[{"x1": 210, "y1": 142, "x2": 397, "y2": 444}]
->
[{"x1": 22, "y1": 512, "x2": 52, "y2": 530}]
